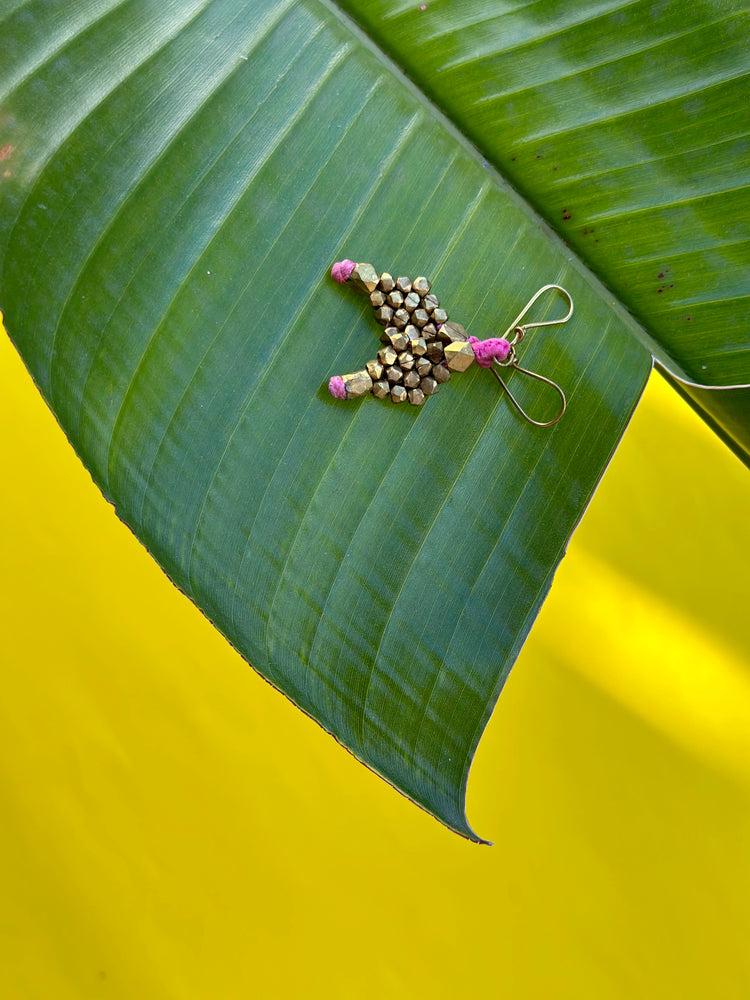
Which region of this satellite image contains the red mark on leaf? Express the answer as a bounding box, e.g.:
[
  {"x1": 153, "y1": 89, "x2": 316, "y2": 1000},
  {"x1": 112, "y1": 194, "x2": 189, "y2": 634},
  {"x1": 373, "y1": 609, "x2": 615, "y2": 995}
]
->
[{"x1": 0, "y1": 144, "x2": 13, "y2": 161}]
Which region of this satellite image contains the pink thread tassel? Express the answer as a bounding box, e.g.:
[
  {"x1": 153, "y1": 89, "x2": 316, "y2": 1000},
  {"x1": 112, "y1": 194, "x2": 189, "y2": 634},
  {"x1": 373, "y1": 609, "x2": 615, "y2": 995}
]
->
[
  {"x1": 468, "y1": 336, "x2": 511, "y2": 366},
  {"x1": 331, "y1": 259, "x2": 356, "y2": 283},
  {"x1": 328, "y1": 375, "x2": 347, "y2": 399}
]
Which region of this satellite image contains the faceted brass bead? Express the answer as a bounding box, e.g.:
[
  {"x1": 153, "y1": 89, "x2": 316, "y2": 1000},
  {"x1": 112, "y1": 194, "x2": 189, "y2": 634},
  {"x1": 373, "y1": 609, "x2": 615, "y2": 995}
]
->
[
  {"x1": 409, "y1": 337, "x2": 427, "y2": 357},
  {"x1": 391, "y1": 384, "x2": 408, "y2": 403},
  {"x1": 403, "y1": 369, "x2": 420, "y2": 388},
  {"x1": 432, "y1": 363, "x2": 451, "y2": 383},
  {"x1": 387, "y1": 290, "x2": 404, "y2": 309},
  {"x1": 403, "y1": 291, "x2": 420, "y2": 312},
  {"x1": 378, "y1": 345, "x2": 398, "y2": 366},
  {"x1": 374, "y1": 305, "x2": 394, "y2": 326},
  {"x1": 372, "y1": 379, "x2": 390, "y2": 399},
  {"x1": 366, "y1": 360, "x2": 385, "y2": 381},
  {"x1": 386, "y1": 365, "x2": 403, "y2": 383},
  {"x1": 408, "y1": 387, "x2": 426, "y2": 406},
  {"x1": 415, "y1": 357, "x2": 432, "y2": 377},
  {"x1": 426, "y1": 340, "x2": 445, "y2": 363},
  {"x1": 398, "y1": 351, "x2": 415, "y2": 370},
  {"x1": 412, "y1": 276, "x2": 431, "y2": 296},
  {"x1": 438, "y1": 320, "x2": 468, "y2": 343},
  {"x1": 396, "y1": 276, "x2": 412, "y2": 294},
  {"x1": 403, "y1": 324, "x2": 419, "y2": 341},
  {"x1": 411, "y1": 309, "x2": 429, "y2": 328},
  {"x1": 422, "y1": 293, "x2": 439, "y2": 313},
  {"x1": 421, "y1": 376, "x2": 439, "y2": 395},
  {"x1": 378, "y1": 272, "x2": 395, "y2": 293},
  {"x1": 422, "y1": 322, "x2": 437, "y2": 339},
  {"x1": 370, "y1": 289, "x2": 387, "y2": 308},
  {"x1": 343, "y1": 369, "x2": 374, "y2": 397},
  {"x1": 387, "y1": 329, "x2": 409, "y2": 352},
  {"x1": 392, "y1": 308, "x2": 410, "y2": 329},
  {"x1": 349, "y1": 263, "x2": 380, "y2": 294},
  {"x1": 444, "y1": 340, "x2": 475, "y2": 372},
  {"x1": 432, "y1": 307, "x2": 448, "y2": 326}
]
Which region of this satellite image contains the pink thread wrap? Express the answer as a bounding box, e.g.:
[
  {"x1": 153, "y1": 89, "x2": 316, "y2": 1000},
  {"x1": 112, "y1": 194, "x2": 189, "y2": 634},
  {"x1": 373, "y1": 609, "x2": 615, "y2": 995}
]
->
[
  {"x1": 469, "y1": 336, "x2": 511, "y2": 367},
  {"x1": 331, "y1": 259, "x2": 356, "y2": 283},
  {"x1": 329, "y1": 375, "x2": 347, "y2": 399}
]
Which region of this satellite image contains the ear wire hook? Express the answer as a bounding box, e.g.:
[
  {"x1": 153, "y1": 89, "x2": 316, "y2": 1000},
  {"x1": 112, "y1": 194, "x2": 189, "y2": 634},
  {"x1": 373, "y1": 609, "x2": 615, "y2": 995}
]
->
[{"x1": 491, "y1": 284, "x2": 573, "y2": 427}]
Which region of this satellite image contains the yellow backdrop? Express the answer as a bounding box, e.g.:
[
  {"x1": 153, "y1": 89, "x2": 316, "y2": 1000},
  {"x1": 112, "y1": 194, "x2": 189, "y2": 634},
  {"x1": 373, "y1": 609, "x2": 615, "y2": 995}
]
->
[{"x1": 1, "y1": 324, "x2": 749, "y2": 998}]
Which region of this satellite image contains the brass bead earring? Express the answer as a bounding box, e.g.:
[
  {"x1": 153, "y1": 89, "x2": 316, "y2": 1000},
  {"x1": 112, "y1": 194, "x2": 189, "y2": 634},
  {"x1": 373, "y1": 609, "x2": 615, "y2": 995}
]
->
[{"x1": 327, "y1": 260, "x2": 572, "y2": 425}]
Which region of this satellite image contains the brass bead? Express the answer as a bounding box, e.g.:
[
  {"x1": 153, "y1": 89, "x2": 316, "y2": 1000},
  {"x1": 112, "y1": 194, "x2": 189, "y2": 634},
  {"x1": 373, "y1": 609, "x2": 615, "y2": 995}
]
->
[
  {"x1": 444, "y1": 340, "x2": 475, "y2": 372},
  {"x1": 378, "y1": 345, "x2": 398, "y2": 366},
  {"x1": 438, "y1": 320, "x2": 468, "y2": 342},
  {"x1": 422, "y1": 293, "x2": 439, "y2": 313},
  {"x1": 403, "y1": 324, "x2": 419, "y2": 341},
  {"x1": 412, "y1": 276, "x2": 431, "y2": 296},
  {"x1": 366, "y1": 360, "x2": 385, "y2": 381},
  {"x1": 415, "y1": 357, "x2": 432, "y2": 377},
  {"x1": 421, "y1": 376, "x2": 439, "y2": 395},
  {"x1": 432, "y1": 363, "x2": 451, "y2": 383},
  {"x1": 426, "y1": 340, "x2": 445, "y2": 363},
  {"x1": 391, "y1": 384, "x2": 407, "y2": 403},
  {"x1": 398, "y1": 351, "x2": 415, "y2": 370},
  {"x1": 411, "y1": 309, "x2": 429, "y2": 328},
  {"x1": 387, "y1": 290, "x2": 404, "y2": 309},
  {"x1": 392, "y1": 308, "x2": 410, "y2": 329},
  {"x1": 349, "y1": 263, "x2": 380, "y2": 294},
  {"x1": 408, "y1": 387, "x2": 426, "y2": 405},
  {"x1": 432, "y1": 307, "x2": 448, "y2": 326},
  {"x1": 342, "y1": 369, "x2": 373, "y2": 397},
  {"x1": 403, "y1": 369, "x2": 420, "y2": 388},
  {"x1": 386, "y1": 365, "x2": 403, "y2": 383},
  {"x1": 409, "y1": 337, "x2": 427, "y2": 357},
  {"x1": 372, "y1": 379, "x2": 390, "y2": 399},
  {"x1": 374, "y1": 305, "x2": 394, "y2": 326},
  {"x1": 403, "y1": 291, "x2": 420, "y2": 312},
  {"x1": 378, "y1": 273, "x2": 395, "y2": 293},
  {"x1": 422, "y1": 322, "x2": 437, "y2": 339},
  {"x1": 370, "y1": 289, "x2": 387, "y2": 308},
  {"x1": 387, "y1": 329, "x2": 409, "y2": 352},
  {"x1": 396, "y1": 276, "x2": 412, "y2": 294}
]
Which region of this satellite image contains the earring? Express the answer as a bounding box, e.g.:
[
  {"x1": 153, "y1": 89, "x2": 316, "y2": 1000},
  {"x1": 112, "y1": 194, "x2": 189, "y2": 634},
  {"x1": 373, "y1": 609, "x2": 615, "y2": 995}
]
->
[{"x1": 327, "y1": 260, "x2": 572, "y2": 425}]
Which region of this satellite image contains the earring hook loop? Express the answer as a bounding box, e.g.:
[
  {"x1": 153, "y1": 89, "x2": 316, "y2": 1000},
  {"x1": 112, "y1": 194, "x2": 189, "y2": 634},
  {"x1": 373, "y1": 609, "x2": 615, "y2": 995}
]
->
[
  {"x1": 492, "y1": 284, "x2": 573, "y2": 426},
  {"x1": 490, "y1": 363, "x2": 567, "y2": 426},
  {"x1": 501, "y1": 283, "x2": 574, "y2": 345}
]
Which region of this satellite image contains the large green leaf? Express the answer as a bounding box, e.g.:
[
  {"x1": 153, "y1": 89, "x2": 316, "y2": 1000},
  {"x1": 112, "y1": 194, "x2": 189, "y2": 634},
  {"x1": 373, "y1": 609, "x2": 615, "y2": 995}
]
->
[
  {"x1": 0, "y1": 0, "x2": 745, "y2": 839},
  {"x1": 341, "y1": 0, "x2": 750, "y2": 457}
]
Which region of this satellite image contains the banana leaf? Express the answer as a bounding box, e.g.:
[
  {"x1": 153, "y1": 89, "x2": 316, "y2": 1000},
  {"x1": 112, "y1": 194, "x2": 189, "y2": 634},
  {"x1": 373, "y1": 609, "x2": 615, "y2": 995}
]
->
[{"x1": 0, "y1": 0, "x2": 746, "y2": 840}]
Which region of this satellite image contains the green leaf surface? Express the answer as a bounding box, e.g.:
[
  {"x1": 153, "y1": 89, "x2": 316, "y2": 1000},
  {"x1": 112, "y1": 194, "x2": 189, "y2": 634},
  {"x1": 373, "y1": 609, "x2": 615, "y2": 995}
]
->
[
  {"x1": 0, "y1": 0, "x2": 743, "y2": 838},
  {"x1": 340, "y1": 0, "x2": 750, "y2": 455}
]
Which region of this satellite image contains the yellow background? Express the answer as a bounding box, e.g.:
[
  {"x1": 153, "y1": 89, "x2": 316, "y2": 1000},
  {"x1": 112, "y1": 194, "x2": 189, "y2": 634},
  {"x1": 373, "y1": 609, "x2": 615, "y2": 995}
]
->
[{"x1": 2, "y1": 324, "x2": 749, "y2": 998}]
